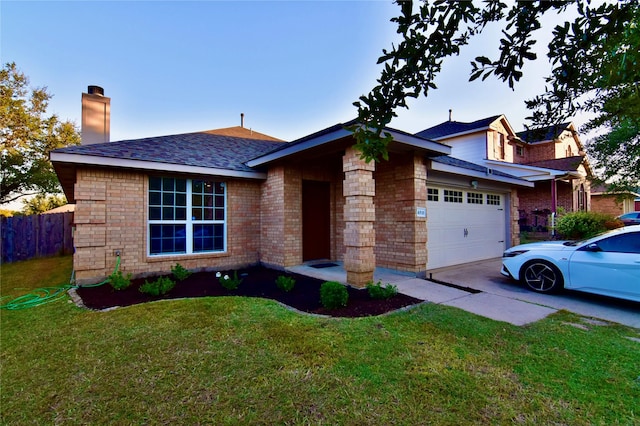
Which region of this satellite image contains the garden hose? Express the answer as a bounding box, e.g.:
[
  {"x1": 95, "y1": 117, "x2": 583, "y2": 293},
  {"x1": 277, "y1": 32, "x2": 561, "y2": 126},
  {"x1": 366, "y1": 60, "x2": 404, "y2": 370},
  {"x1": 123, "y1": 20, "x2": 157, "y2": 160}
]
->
[{"x1": 0, "y1": 256, "x2": 121, "y2": 311}]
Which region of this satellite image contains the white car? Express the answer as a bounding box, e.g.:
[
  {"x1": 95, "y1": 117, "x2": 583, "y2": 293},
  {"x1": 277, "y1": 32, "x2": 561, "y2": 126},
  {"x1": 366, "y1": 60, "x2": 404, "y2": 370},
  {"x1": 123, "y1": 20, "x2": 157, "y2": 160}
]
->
[{"x1": 501, "y1": 225, "x2": 640, "y2": 302}]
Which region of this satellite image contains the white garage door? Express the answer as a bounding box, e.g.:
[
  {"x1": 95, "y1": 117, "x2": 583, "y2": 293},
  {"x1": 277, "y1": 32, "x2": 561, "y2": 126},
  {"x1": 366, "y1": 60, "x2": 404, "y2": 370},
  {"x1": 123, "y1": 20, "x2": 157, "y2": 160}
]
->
[{"x1": 426, "y1": 186, "x2": 506, "y2": 270}]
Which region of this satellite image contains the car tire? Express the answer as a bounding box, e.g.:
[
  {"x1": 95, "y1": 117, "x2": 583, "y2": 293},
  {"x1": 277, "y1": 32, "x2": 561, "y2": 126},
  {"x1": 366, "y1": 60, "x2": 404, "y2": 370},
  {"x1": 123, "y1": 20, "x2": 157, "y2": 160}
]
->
[{"x1": 521, "y1": 260, "x2": 564, "y2": 293}]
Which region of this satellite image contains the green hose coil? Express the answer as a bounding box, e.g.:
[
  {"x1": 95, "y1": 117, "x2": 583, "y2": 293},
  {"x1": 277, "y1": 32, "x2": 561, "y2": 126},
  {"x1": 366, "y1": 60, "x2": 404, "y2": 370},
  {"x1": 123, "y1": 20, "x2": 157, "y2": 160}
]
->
[{"x1": 0, "y1": 256, "x2": 121, "y2": 311}]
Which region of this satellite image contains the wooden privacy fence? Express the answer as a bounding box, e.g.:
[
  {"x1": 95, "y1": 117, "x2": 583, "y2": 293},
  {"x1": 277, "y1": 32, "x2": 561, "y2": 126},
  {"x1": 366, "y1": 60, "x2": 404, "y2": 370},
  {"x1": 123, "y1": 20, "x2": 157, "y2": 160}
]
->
[{"x1": 1, "y1": 212, "x2": 74, "y2": 263}]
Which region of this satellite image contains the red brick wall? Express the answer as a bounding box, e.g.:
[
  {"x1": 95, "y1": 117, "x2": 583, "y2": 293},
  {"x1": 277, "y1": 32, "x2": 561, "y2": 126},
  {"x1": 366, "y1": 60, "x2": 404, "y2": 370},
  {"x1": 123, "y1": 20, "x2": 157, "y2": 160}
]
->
[
  {"x1": 517, "y1": 180, "x2": 584, "y2": 229},
  {"x1": 74, "y1": 167, "x2": 262, "y2": 284},
  {"x1": 591, "y1": 195, "x2": 625, "y2": 216}
]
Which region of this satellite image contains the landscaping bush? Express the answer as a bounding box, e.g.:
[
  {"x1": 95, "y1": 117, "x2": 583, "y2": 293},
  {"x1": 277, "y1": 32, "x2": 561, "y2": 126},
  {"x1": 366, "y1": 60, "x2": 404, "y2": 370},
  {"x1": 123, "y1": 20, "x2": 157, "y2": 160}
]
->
[
  {"x1": 556, "y1": 211, "x2": 622, "y2": 239},
  {"x1": 320, "y1": 281, "x2": 348, "y2": 309},
  {"x1": 216, "y1": 271, "x2": 242, "y2": 290},
  {"x1": 366, "y1": 281, "x2": 398, "y2": 300},
  {"x1": 108, "y1": 270, "x2": 132, "y2": 291},
  {"x1": 275, "y1": 275, "x2": 296, "y2": 292},
  {"x1": 171, "y1": 263, "x2": 192, "y2": 281},
  {"x1": 139, "y1": 276, "x2": 176, "y2": 296}
]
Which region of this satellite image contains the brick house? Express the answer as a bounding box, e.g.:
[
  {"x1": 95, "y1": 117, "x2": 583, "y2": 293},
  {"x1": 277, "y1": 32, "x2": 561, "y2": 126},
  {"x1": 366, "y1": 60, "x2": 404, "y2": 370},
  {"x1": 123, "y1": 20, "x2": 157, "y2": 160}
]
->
[
  {"x1": 51, "y1": 115, "x2": 533, "y2": 287},
  {"x1": 590, "y1": 184, "x2": 640, "y2": 216},
  {"x1": 416, "y1": 116, "x2": 593, "y2": 232}
]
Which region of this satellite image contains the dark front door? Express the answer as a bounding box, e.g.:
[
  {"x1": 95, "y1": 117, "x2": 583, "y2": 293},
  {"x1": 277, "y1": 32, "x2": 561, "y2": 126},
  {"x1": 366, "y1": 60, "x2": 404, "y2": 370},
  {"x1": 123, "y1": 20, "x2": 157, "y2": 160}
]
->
[{"x1": 302, "y1": 180, "x2": 331, "y2": 261}]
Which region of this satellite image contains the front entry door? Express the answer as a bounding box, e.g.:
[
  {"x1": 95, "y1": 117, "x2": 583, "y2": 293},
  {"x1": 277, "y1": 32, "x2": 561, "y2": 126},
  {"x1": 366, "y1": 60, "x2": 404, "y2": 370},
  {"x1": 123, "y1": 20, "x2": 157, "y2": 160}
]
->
[{"x1": 302, "y1": 180, "x2": 331, "y2": 261}]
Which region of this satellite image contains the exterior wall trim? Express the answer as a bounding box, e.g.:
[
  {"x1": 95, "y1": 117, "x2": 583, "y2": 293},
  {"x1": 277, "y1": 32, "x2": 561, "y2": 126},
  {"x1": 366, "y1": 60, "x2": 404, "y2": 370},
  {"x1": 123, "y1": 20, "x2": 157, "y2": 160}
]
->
[{"x1": 50, "y1": 152, "x2": 267, "y2": 179}]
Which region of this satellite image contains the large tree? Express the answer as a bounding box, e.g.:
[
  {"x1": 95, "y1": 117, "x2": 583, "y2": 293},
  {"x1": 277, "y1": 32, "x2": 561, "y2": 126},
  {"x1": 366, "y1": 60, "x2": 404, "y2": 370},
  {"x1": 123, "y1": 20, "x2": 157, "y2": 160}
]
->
[
  {"x1": 353, "y1": 0, "x2": 639, "y2": 191},
  {"x1": 0, "y1": 62, "x2": 80, "y2": 204}
]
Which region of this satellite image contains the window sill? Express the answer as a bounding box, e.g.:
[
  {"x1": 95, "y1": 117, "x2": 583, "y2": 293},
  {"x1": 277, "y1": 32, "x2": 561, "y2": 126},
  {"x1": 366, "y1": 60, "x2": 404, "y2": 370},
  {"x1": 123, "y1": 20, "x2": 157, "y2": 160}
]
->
[{"x1": 145, "y1": 251, "x2": 229, "y2": 263}]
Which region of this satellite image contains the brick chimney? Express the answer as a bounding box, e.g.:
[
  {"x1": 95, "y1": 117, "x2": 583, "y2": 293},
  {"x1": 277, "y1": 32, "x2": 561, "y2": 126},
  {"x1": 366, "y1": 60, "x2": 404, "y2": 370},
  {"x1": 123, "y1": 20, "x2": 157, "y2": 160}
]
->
[{"x1": 81, "y1": 85, "x2": 110, "y2": 144}]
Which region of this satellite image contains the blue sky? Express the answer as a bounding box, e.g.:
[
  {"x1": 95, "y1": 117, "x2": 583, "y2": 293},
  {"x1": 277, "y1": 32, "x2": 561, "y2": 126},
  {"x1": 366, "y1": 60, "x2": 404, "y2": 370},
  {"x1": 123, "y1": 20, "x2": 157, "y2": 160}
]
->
[{"x1": 2, "y1": 1, "x2": 581, "y2": 143}]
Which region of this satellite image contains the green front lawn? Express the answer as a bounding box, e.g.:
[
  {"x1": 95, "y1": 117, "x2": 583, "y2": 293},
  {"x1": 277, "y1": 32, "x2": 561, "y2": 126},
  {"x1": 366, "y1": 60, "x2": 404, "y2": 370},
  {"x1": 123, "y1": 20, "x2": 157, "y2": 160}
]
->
[{"x1": 2, "y1": 256, "x2": 639, "y2": 424}]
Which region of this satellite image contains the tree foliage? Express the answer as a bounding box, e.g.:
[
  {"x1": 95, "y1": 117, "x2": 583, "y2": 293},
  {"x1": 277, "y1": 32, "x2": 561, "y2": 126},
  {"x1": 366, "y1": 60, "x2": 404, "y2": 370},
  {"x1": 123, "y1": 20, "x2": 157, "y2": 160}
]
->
[
  {"x1": 21, "y1": 194, "x2": 67, "y2": 215},
  {"x1": 1, "y1": 62, "x2": 80, "y2": 204},
  {"x1": 353, "y1": 0, "x2": 639, "y2": 190}
]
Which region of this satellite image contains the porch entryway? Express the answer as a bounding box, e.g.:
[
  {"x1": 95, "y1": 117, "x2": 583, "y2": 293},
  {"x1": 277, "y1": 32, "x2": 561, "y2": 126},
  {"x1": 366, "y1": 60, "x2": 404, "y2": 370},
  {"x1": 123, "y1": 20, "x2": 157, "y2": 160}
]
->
[{"x1": 302, "y1": 180, "x2": 331, "y2": 261}]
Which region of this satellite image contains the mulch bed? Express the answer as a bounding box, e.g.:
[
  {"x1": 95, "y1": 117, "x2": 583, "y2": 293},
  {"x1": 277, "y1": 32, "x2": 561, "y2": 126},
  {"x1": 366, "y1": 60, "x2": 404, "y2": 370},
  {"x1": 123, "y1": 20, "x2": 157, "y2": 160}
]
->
[{"x1": 75, "y1": 266, "x2": 422, "y2": 318}]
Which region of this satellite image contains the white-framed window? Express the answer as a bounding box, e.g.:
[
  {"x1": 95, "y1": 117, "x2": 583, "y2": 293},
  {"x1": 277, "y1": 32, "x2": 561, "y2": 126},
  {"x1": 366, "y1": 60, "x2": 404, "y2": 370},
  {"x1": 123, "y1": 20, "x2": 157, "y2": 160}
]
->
[
  {"x1": 444, "y1": 190, "x2": 463, "y2": 203},
  {"x1": 487, "y1": 194, "x2": 501, "y2": 206},
  {"x1": 427, "y1": 187, "x2": 439, "y2": 201},
  {"x1": 516, "y1": 145, "x2": 525, "y2": 156},
  {"x1": 467, "y1": 192, "x2": 483, "y2": 204},
  {"x1": 148, "y1": 177, "x2": 226, "y2": 256}
]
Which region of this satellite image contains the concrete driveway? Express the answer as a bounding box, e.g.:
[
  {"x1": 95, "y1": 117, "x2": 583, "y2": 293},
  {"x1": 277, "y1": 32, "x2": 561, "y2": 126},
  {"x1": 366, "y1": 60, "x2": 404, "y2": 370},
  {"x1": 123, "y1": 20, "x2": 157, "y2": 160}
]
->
[
  {"x1": 289, "y1": 259, "x2": 639, "y2": 328},
  {"x1": 427, "y1": 258, "x2": 640, "y2": 329}
]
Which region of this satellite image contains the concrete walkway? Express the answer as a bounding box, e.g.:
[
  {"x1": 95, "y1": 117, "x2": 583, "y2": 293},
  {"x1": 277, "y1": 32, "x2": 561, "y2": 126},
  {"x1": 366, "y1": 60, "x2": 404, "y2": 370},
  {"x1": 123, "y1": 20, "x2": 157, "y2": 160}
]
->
[
  {"x1": 288, "y1": 262, "x2": 556, "y2": 326},
  {"x1": 288, "y1": 259, "x2": 640, "y2": 328}
]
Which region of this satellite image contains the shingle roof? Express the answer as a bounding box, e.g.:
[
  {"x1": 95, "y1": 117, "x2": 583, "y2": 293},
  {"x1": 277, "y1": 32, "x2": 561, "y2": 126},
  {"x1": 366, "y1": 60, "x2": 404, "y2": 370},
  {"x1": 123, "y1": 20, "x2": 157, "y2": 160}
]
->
[
  {"x1": 524, "y1": 156, "x2": 585, "y2": 171},
  {"x1": 415, "y1": 115, "x2": 502, "y2": 140},
  {"x1": 431, "y1": 155, "x2": 522, "y2": 179},
  {"x1": 516, "y1": 122, "x2": 572, "y2": 143},
  {"x1": 54, "y1": 128, "x2": 285, "y2": 172}
]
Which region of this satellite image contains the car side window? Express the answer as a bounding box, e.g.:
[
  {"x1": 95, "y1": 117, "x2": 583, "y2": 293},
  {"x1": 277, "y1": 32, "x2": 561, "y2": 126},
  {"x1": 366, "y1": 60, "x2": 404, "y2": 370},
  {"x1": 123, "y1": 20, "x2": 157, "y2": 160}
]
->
[{"x1": 595, "y1": 233, "x2": 640, "y2": 254}]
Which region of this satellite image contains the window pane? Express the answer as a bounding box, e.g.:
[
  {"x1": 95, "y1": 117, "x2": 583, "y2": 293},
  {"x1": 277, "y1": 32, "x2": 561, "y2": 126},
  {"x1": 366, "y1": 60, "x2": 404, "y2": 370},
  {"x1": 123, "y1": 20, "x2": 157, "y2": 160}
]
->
[
  {"x1": 193, "y1": 180, "x2": 203, "y2": 193},
  {"x1": 149, "y1": 207, "x2": 162, "y2": 221},
  {"x1": 193, "y1": 208, "x2": 202, "y2": 220},
  {"x1": 192, "y1": 194, "x2": 202, "y2": 207},
  {"x1": 163, "y1": 178, "x2": 174, "y2": 191},
  {"x1": 215, "y1": 209, "x2": 224, "y2": 221},
  {"x1": 176, "y1": 207, "x2": 187, "y2": 220},
  {"x1": 150, "y1": 225, "x2": 186, "y2": 255},
  {"x1": 215, "y1": 195, "x2": 224, "y2": 208},
  {"x1": 163, "y1": 193, "x2": 174, "y2": 205},
  {"x1": 215, "y1": 183, "x2": 225, "y2": 195},
  {"x1": 176, "y1": 193, "x2": 186, "y2": 206},
  {"x1": 193, "y1": 224, "x2": 223, "y2": 253},
  {"x1": 204, "y1": 195, "x2": 213, "y2": 207},
  {"x1": 163, "y1": 207, "x2": 174, "y2": 220},
  {"x1": 149, "y1": 177, "x2": 162, "y2": 191},
  {"x1": 149, "y1": 192, "x2": 161, "y2": 205},
  {"x1": 176, "y1": 179, "x2": 186, "y2": 192}
]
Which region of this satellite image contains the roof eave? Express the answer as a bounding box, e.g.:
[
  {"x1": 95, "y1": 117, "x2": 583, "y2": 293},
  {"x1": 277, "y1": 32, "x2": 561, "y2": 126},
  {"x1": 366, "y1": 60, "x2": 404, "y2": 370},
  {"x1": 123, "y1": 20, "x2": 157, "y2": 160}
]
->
[
  {"x1": 50, "y1": 152, "x2": 267, "y2": 179},
  {"x1": 430, "y1": 161, "x2": 534, "y2": 187},
  {"x1": 246, "y1": 126, "x2": 451, "y2": 167}
]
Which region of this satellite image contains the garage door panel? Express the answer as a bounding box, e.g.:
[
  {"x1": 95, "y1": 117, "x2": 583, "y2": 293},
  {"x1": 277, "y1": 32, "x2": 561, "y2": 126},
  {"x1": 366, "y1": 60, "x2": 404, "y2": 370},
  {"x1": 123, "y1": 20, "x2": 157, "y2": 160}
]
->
[{"x1": 427, "y1": 187, "x2": 506, "y2": 269}]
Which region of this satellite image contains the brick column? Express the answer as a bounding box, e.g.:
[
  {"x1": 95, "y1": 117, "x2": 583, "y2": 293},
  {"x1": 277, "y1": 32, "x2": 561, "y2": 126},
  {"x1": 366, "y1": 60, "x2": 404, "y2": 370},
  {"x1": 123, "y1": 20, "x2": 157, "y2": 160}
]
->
[{"x1": 343, "y1": 146, "x2": 375, "y2": 287}]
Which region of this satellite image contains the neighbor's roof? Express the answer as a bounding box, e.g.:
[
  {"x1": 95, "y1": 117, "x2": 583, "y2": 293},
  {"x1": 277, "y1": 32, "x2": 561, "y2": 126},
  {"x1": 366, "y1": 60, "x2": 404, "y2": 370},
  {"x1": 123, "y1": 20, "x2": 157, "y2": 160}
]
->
[
  {"x1": 516, "y1": 122, "x2": 573, "y2": 143},
  {"x1": 42, "y1": 204, "x2": 75, "y2": 214},
  {"x1": 52, "y1": 127, "x2": 285, "y2": 174},
  {"x1": 524, "y1": 156, "x2": 586, "y2": 172},
  {"x1": 414, "y1": 115, "x2": 503, "y2": 140}
]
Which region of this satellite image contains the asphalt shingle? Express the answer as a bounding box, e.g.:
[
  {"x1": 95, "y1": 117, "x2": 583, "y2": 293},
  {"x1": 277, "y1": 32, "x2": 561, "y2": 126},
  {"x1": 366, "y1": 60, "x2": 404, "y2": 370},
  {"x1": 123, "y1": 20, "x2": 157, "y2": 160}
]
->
[{"x1": 54, "y1": 129, "x2": 285, "y2": 172}]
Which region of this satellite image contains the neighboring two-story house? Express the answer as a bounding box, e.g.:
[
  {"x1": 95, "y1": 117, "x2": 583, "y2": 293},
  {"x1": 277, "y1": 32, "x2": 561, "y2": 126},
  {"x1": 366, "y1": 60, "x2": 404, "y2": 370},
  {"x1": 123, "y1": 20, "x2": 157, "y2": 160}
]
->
[{"x1": 415, "y1": 116, "x2": 593, "y2": 232}]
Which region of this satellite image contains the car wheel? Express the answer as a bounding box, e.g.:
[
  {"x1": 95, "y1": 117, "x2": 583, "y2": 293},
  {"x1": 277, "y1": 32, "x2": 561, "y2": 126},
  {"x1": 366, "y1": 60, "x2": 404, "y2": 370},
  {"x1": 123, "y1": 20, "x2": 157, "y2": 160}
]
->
[{"x1": 521, "y1": 261, "x2": 564, "y2": 293}]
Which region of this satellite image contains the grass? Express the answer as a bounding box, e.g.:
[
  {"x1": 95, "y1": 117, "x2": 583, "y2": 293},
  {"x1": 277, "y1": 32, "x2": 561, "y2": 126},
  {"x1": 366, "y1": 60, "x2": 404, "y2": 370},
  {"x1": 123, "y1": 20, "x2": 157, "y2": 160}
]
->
[{"x1": 2, "y1": 256, "x2": 639, "y2": 424}]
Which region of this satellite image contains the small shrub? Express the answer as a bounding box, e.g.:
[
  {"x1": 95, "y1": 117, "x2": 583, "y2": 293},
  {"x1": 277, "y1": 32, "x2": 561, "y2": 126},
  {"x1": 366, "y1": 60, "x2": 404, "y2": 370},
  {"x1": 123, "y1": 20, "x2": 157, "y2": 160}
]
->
[
  {"x1": 276, "y1": 275, "x2": 296, "y2": 292},
  {"x1": 139, "y1": 276, "x2": 176, "y2": 296},
  {"x1": 171, "y1": 263, "x2": 192, "y2": 281},
  {"x1": 108, "y1": 270, "x2": 132, "y2": 291},
  {"x1": 556, "y1": 211, "x2": 622, "y2": 239},
  {"x1": 216, "y1": 271, "x2": 242, "y2": 290},
  {"x1": 320, "y1": 281, "x2": 348, "y2": 309},
  {"x1": 367, "y1": 281, "x2": 398, "y2": 300}
]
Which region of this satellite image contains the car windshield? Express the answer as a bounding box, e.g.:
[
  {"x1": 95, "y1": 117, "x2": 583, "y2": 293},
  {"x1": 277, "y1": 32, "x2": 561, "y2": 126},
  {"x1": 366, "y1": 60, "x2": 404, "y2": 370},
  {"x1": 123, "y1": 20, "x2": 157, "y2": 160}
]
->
[{"x1": 561, "y1": 228, "x2": 626, "y2": 247}]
